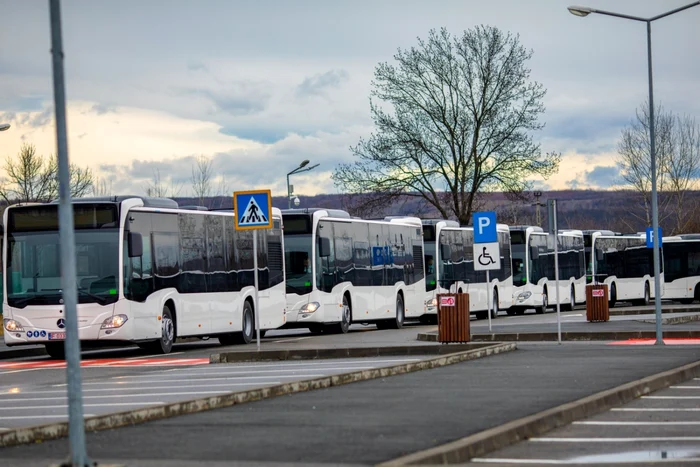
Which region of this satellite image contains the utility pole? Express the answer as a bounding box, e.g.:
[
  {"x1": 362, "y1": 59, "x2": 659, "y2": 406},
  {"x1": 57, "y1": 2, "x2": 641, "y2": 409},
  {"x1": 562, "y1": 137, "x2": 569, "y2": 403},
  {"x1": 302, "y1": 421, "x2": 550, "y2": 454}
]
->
[{"x1": 532, "y1": 191, "x2": 545, "y2": 227}]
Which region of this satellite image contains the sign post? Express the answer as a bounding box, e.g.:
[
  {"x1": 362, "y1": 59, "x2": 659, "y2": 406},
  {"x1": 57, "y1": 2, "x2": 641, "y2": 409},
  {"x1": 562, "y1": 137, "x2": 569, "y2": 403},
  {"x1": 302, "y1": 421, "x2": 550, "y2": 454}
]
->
[
  {"x1": 472, "y1": 211, "x2": 501, "y2": 333},
  {"x1": 234, "y1": 189, "x2": 273, "y2": 351},
  {"x1": 646, "y1": 226, "x2": 663, "y2": 344},
  {"x1": 548, "y1": 199, "x2": 562, "y2": 344},
  {"x1": 49, "y1": 1, "x2": 89, "y2": 464}
]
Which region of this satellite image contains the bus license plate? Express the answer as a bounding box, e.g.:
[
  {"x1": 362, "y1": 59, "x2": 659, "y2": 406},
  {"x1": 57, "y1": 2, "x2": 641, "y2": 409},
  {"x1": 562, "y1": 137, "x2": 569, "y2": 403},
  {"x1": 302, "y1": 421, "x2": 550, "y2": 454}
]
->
[{"x1": 48, "y1": 332, "x2": 66, "y2": 340}]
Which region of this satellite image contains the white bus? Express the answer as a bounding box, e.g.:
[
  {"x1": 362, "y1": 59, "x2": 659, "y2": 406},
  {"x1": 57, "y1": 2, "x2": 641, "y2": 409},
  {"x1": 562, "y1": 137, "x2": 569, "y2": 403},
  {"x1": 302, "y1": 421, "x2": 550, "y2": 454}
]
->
[
  {"x1": 281, "y1": 208, "x2": 425, "y2": 333},
  {"x1": 509, "y1": 226, "x2": 586, "y2": 314},
  {"x1": 662, "y1": 234, "x2": 700, "y2": 304},
  {"x1": 422, "y1": 220, "x2": 513, "y2": 321},
  {"x1": 590, "y1": 232, "x2": 663, "y2": 307},
  {"x1": 2, "y1": 196, "x2": 287, "y2": 358}
]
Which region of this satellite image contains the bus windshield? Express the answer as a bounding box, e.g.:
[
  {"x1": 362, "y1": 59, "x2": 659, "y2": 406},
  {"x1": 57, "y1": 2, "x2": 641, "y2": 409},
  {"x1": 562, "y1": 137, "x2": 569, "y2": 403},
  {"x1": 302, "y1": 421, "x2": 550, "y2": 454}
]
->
[
  {"x1": 424, "y1": 240, "x2": 436, "y2": 292},
  {"x1": 284, "y1": 234, "x2": 313, "y2": 295},
  {"x1": 6, "y1": 204, "x2": 120, "y2": 308},
  {"x1": 511, "y1": 244, "x2": 526, "y2": 285}
]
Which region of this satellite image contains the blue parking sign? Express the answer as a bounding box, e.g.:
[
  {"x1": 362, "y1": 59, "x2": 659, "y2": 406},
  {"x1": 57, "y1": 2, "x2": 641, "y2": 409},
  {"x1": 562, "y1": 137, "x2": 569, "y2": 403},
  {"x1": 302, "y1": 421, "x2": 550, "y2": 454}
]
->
[
  {"x1": 646, "y1": 226, "x2": 662, "y2": 248},
  {"x1": 473, "y1": 211, "x2": 497, "y2": 244}
]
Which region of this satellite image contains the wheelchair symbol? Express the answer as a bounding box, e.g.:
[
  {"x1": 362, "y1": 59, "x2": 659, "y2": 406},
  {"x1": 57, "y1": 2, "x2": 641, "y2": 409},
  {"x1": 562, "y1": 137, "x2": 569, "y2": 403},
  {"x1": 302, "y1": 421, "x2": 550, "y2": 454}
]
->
[{"x1": 478, "y1": 246, "x2": 496, "y2": 266}]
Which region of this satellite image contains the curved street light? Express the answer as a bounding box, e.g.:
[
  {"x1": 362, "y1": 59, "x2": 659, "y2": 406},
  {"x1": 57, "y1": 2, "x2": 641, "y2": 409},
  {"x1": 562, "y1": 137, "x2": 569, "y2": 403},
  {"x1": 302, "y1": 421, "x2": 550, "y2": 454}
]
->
[
  {"x1": 568, "y1": 1, "x2": 700, "y2": 346},
  {"x1": 287, "y1": 160, "x2": 319, "y2": 208},
  {"x1": 0, "y1": 123, "x2": 10, "y2": 132}
]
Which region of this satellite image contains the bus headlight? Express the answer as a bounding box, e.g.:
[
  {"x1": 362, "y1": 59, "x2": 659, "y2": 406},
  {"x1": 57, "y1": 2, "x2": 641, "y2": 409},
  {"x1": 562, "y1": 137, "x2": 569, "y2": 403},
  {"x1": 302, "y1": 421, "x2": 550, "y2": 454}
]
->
[
  {"x1": 425, "y1": 298, "x2": 437, "y2": 307},
  {"x1": 300, "y1": 302, "x2": 320, "y2": 313},
  {"x1": 3, "y1": 319, "x2": 24, "y2": 332},
  {"x1": 101, "y1": 315, "x2": 128, "y2": 329},
  {"x1": 517, "y1": 292, "x2": 532, "y2": 301}
]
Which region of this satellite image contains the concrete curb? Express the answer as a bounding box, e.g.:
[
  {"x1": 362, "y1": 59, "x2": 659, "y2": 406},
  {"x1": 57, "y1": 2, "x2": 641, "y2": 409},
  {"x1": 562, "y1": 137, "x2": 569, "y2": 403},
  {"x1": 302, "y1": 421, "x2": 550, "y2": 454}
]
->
[
  {"x1": 417, "y1": 330, "x2": 700, "y2": 342},
  {"x1": 611, "y1": 306, "x2": 699, "y2": 316},
  {"x1": 210, "y1": 343, "x2": 490, "y2": 363},
  {"x1": 377, "y1": 358, "x2": 700, "y2": 465},
  {"x1": 635, "y1": 314, "x2": 700, "y2": 325},
  {"x1": 0, "y1": 342, "x2": 516, "y2": 449}
]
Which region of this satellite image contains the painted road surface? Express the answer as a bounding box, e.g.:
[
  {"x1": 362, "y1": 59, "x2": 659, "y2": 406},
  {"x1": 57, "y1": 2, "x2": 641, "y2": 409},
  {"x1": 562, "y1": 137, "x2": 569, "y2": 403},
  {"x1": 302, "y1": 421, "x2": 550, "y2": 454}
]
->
[
  {"x1": 470, "y1": 375, "x2": 700, "y2": 465},
  {"x1": 0, "y1": 356, "x2": 425, "y2": 431}
]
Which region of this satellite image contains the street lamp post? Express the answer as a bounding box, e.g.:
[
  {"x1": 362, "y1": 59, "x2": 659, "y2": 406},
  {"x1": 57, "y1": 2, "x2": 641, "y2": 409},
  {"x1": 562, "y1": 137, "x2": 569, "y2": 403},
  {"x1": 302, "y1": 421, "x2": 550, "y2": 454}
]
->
[
  {"x1": 568, "y1": 1, "x2": 700, "y2": 346},
  {"x1": 0, "y1": 123, "x2": 10, "y2": 131},
  {"x1": 286, "y1": 160, "x2": 320, "y2": 208}
]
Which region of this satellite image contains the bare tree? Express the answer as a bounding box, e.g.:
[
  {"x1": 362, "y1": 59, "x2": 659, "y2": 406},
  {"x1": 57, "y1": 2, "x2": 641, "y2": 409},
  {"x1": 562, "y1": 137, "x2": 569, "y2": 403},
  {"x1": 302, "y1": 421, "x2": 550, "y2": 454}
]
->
[
  {"x1": 91, "y1": 175, "x2": 113, "y2": 197},
  {"x1": 191, "y1": 155, "x2": 213, "y2": 206},
  {"x1": 617, "y1": 102, "x2": 700, "y2": 233},
  {"x1": 668, "y1": 115, "x2": 700, "y2": 234},
  {"x1": 333, "y1": 26, "x2": 560, "y2": 225},
  {"x1": 0, "y1": 143, "x2": 93, "y2": 203},
  {"x1": 145, "y1": 169, "x2": 182, "y2": 198}
]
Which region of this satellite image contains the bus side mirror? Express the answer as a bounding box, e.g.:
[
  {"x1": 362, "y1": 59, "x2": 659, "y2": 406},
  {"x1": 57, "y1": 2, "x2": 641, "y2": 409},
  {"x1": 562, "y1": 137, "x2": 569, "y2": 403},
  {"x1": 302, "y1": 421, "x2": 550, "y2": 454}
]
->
[
  {"x1": 440, "y1": 244, "x2": 451, "y2": 261},
  {"x1": 128, "y1": 232, "x2": 143, "y2": 258},
  {"x1": 318, "y1": 237, "x2": 331, "y2": 257},
  {"x1": 530, "y1": 246, "x2": 539, "y2": 260}
]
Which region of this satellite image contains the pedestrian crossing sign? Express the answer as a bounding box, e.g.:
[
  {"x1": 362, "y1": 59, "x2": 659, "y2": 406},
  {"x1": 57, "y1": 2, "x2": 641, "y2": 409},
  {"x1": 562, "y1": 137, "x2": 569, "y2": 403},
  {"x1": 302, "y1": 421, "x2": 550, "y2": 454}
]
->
[{"x1": 233, "y1": 189, "x2": 273, "y2": 230}]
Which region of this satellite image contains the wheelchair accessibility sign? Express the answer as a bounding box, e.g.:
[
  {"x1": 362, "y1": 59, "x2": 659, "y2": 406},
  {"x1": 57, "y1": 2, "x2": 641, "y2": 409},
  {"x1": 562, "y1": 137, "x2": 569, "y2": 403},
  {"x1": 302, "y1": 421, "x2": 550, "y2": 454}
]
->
[{"x1": 473, "y1": 242, "x2": 500, "y2": 271}]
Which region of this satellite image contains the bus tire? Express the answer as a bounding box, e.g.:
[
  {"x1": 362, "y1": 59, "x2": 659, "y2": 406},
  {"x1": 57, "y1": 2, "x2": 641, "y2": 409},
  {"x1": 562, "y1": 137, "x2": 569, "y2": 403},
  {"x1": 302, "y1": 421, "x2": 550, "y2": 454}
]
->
[
  {"x1": 633, "y1": 283, "x2": 650, "y2": 307},
  {"x1": 563, "y1": 286, "x2": 575, "y2": 311},
  {"x1": 387, "y1": 293, "x2": 405, "y2": 329},
  {"x1": 609, "y1": 284, "x2": 617, "y2": 308},
  {"x1": 45, "y1": 343, "x2": 65, "y2": 360},
  {"x1": 219, "y1": 300, "x2": 254, "y2": 346},
  {"x1": 143, "y1": 304, "x2": 175, "y2": 354},
  {"x1": 328, "y1": 294, "x2": 351, "y2": 334},
  {"x1": 536, "y1": 290, "x2": 548, "y2": 314},
  {"x1": 490, "y1": 289, "x2": 499, "y2": 319}
]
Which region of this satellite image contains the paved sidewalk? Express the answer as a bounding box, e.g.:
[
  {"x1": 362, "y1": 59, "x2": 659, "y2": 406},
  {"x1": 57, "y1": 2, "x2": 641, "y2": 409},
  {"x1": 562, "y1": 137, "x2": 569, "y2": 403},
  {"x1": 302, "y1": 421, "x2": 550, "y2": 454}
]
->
[{"x1": 1, "y1": 343, "x2": 699, "y2": 466}]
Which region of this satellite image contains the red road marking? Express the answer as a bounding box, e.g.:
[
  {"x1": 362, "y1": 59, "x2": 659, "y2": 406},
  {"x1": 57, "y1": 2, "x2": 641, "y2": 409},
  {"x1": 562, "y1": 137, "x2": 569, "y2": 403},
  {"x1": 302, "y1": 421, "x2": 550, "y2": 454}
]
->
[
  {"x1": 0, "y1": 358, "x2": 210, "y2": 369},
  {"x1": 608, "y1": 338, "x2": 700, "y2": 346}
]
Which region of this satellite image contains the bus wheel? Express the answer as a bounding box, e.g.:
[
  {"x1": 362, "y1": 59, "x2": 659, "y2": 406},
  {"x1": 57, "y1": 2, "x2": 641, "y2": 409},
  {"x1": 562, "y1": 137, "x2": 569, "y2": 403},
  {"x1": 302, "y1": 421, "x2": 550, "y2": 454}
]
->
[
  {"x1": 490, "y1": 289, "x2": 499, "y2": 319},
  {"x1": 329, "y1": 295, "x2": 351, "y2": 334},
  {"x1": 536, "y1": 291, "x2": 548, "y2": 314},
  {"x1": 144, "y1": 305, "x2": 175, "y2": 354},
  {"x1": 388, "y1": 293, "x2": 405, "y2": 329},
  {"x1": 633, "y1": 283, "x2": 650, "y2": 307},
  {"x1": 219, "y1": 300, "x2": 254, "y2": 346},
  {"x1": 563, "y1": 286, "x2": 575, "y2": 312},
  {"x1": 45, "y1": 343, "x2": 65, "y2": 360},
  {"x1": 609, "y1": 284, "x2": 617, "y2": 308}
]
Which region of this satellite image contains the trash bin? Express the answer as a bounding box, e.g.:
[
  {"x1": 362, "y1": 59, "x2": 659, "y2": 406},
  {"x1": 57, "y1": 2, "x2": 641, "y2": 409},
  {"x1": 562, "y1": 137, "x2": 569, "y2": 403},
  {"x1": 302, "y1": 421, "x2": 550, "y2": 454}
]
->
[
  {"x1": 585, "y1": 284, "x2": 609, "y2": 322},
  {"x1": 437, "y1": 293, "x2": 470, "y2": 343}
]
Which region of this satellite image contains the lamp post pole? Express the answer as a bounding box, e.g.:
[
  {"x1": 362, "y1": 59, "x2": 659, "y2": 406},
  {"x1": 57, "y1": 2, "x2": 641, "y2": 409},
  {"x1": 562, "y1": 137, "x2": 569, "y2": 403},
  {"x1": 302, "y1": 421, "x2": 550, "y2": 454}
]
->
[
  {"x1": 568, "y1": 1, "x2": 700, "y2": 346},
  {"x1": 286, "y1": 160, "x2": 319, "y2": 208}
]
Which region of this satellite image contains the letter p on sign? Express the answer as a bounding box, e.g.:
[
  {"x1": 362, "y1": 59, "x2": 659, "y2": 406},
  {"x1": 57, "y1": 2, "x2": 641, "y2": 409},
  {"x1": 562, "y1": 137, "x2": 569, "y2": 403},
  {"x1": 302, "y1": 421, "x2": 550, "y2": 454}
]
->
[{"x1": 473, "y1": 211, "x2": 497, "y2": 244}]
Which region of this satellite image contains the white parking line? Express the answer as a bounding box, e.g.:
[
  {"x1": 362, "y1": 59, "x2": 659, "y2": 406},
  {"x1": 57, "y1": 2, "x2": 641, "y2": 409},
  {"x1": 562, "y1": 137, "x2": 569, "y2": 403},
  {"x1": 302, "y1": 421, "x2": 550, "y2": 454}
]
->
[
  {"x1": 0, "y1": 402, "x2": 163, "y2": 410},
  {"x1": 165, "y1": 358, "x2": 421, "y2": 371},
  {"x1": 471, "y1": 459, "x2": 700, "y2": 464},
  {"x1": 0, "y1": 391, "x2": 241, "y2": 402},
  {"x1": 3, "y1": 382, "x2": 281, "y2": 395},
  {"x1": 671, "y1": 385, "x2": 700, "y2": 389},
  {"x1": 611, "y1": 408, "x2": 700, "y2": 412},
  {"x1": 53, "y1": 374, "x2": 324, "y2": 386},
  {"x1": 574, "y1": 421, "x2": 700, "y2": 426},
  {"x1": 0, "y1": 415, "x2": 98, "y2": 420},
  {"x1": 270, "y1": 337, "x2": 313, "y2": 343},
  {"x1": 114, "y1": 366, "x2": 376, "y2": 378},
  {"x1": 531, "y1": 437, "x2": 700, "y2": 442},
  {"x1": 643, "y1": 396, "x2": 700, "y2": 399}
]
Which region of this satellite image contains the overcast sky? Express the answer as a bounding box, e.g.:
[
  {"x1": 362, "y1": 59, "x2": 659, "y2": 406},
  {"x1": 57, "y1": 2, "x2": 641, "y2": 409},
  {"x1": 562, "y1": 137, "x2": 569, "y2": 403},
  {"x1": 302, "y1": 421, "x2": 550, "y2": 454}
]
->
[{"x1": 1, "y1": 0, "x2": 698, "y2": 198}]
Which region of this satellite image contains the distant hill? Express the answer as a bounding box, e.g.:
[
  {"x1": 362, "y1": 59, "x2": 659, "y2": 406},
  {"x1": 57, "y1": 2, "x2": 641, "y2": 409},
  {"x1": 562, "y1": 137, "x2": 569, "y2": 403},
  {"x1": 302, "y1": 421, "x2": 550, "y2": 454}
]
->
[{"x1": 174, "y1": 190, "x2": 700, "y2": 235}]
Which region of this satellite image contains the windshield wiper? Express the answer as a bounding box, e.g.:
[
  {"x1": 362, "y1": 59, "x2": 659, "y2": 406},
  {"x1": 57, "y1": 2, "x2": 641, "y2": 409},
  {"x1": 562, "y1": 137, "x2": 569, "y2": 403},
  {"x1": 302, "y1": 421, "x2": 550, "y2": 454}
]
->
[
  {"x1": 78, "y1": 288, "x2": 110, "y2": 306},
  {"x1": 286, "y1": 283, "x2": 310, "y2": 295},
  {"x1": 8, "y1": 295, "x2": 40, "y2": 308}
]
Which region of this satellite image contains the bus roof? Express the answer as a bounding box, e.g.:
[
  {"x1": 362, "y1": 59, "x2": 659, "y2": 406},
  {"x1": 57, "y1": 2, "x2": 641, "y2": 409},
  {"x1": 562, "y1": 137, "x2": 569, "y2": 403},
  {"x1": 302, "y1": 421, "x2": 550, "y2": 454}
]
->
[{"x1": 49, "y1": 195, "x2": 179, "y2": 210}]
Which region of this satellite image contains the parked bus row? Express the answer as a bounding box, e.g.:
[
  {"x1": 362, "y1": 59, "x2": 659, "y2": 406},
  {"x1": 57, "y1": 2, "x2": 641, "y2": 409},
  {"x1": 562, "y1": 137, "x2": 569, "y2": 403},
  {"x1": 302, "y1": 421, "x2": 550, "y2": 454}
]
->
[{"x1": 2, "y1": 196, "x2": 698, "y2": 357}]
